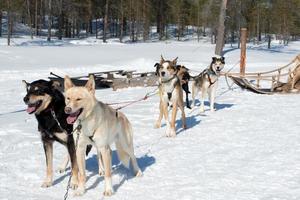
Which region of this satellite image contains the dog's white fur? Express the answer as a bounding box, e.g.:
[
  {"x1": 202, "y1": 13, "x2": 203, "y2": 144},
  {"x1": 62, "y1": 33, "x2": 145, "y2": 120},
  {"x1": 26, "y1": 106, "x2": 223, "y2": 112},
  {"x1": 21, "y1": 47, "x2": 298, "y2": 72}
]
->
[
  {"x1": 64, "y1": 75, "x2": 142, "y2": 196},
  {"x1": 191, "y1": 57, "x2": 225, "y2": 112}
]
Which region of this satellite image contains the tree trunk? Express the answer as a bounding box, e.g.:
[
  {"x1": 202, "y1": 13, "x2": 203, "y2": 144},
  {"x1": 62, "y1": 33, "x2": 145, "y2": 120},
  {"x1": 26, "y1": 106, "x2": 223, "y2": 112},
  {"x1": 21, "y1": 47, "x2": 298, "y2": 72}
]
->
[
  {"x1": 47, "y1": 0, "x2": 52, "y2": 42},
  {"x1": 95, "y1": 18, "x2": 98, "y2": 39},
  {"x1": 0, "y1": 11, "x2": 2, "y2": 37},
  {"x1": 267, "y1": 35, "x2": 271, "y2": 49},
  {"x1": 26, "y1": 0, "x2": 34, "y2": 39},
  {"x1": 7, "y1": 0, "x2": 11, "y2": 46},
  {"x1": 57, "y1": 0, "x2": 63, "y2": 40},
  {"x1": 119, "y1": 0, "x2": 124, "y2": 42},
  {"x1": 142, "y1": 0, "x2": 149, "y2": 41},
  {"x1": 103, "y1": 0, "x2": 109, "y2": 43},
  {"x1": 215, "y1": 0, "x2": 227, "y2": 56},
  {"x1": 35, "y1": 0, "x2": 38, "y2": 36}
]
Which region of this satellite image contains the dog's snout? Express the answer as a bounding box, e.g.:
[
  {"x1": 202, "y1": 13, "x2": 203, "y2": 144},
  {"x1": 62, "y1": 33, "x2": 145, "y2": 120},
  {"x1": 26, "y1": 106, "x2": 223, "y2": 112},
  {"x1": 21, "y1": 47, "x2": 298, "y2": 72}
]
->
[
  {"x1": 64, "y1": 107, "x2": 72, "y2": 114},
  {"x1": 161, "y1": 71, "x2": 166, "y2": 77},
  {"x1": 217, "y1": 66, "x2": 220, "y2": 70},
  {"x1": 23, "y1": 96, "x2": 29, "y2": 103}
]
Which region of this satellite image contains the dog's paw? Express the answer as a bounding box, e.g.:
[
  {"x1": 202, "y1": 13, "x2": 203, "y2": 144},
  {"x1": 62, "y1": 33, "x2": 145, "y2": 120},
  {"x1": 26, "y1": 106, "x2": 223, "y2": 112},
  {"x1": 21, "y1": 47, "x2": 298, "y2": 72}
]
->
[
  {"x1": 74, "y1": 187, "x2": 85, "y2": 196},
  {"x1": 103, "y1": 189, "x2": 113, "y2": 196},
  {"x1": 99, "y1": 170, "x2": 105, "y2": 176},
  {"x1": 70, "y1": 177, "x2": 78, "y2": 190},
  {"x1": 41, "y1": 181, "x2": 52, "y2": 188},
  {"x1": 154, "y1": 122, "x2": 161, "y2": 129},
  {"x1": 170, "y1": 129, "x2": 176, "y2": 138},
  {"x1": 70, "y1": 182, "x2": 78, "y2": 190},
  {"x1": 135, "y1": 169, "x2": 143, "y2": 177},
  {"x1": 199, "y1": 107, "x2": 205, "y2": 113}
]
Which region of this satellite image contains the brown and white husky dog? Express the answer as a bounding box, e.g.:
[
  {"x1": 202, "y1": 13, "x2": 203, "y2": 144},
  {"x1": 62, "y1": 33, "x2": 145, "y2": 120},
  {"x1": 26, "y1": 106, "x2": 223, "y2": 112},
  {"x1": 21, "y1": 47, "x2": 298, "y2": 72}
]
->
[
  {"x1": 64, "y1": 75, "x2": 142, "y2": 196},
  {"x1": 154, "y1": 56, "x2": 187, "y2": 137}
]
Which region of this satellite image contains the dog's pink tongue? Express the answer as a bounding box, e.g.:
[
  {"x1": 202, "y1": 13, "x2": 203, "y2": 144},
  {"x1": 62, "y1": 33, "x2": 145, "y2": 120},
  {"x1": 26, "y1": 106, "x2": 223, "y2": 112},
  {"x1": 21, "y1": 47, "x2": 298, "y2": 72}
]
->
[
  {"x1": 67, "y1": 116, "x2": 77, "y2": 124},
  {"x1": 26, "y1": 106, "x2": 36, "y2": 113}
]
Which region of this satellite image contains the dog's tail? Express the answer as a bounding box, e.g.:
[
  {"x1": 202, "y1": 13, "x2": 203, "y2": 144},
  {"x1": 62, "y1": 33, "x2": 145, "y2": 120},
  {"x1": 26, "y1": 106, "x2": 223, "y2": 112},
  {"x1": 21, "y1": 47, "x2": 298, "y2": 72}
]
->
[{"x1": 115, "y1": 113, "x2": 133, "y2": 169}]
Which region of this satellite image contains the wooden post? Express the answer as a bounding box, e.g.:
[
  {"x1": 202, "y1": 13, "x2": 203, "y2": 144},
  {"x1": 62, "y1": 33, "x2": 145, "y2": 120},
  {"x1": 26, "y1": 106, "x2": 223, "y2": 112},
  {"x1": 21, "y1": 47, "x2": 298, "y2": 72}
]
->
[{"x1": 240, "y1": 28, "x2": 247, "y2": 76}]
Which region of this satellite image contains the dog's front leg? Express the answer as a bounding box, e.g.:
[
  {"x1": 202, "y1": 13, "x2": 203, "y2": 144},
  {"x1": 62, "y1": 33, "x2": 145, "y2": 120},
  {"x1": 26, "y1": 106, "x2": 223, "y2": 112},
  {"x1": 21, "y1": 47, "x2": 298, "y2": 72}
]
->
[
  {"x1": 170, "y1": 103, "x2": 178, "y2": 137},
  {"x1": 74, "y1": 141, "x2": 87, "y2": 196},
  {"x1": 41, "y1": 139, "x2": 54, "y2": 188},
  {"x1": 161, "y1": 101, "x2": 171, "y2": 137},
  {"x1": 100, "y1": 145, "x2": 113, "y2": 196},
  {"x1": 96, "y1": 148, "x2": 105, "y2": 176},
  {"x1": 67, "y1": 140, "x2": 79, "y2": 190},
  {"x1": 154, "y1": 100, "x2": 163, "y2": 128}
]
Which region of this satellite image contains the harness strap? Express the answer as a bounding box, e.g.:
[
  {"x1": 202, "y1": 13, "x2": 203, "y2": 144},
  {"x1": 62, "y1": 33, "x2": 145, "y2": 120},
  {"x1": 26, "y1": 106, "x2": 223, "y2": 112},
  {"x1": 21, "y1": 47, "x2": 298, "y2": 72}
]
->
[
  {"x1": 207, "y1": 74, "x2": 217, "y2": 88},
  {"x1": 50, "y1": 109, "x2": 65, "y2": 132}
]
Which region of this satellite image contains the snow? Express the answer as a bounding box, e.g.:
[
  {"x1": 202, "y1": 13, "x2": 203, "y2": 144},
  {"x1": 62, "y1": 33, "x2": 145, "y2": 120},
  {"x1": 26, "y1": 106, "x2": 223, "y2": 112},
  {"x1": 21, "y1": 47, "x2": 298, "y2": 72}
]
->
[{"x1": 0, "y1": 36, "x2": 300, "y2": 200}]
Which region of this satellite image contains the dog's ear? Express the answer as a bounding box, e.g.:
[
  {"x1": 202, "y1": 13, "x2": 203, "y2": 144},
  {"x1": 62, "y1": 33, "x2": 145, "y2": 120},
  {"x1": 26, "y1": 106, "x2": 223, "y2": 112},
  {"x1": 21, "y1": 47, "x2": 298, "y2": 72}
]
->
[
  {"x1": 176, "y1": 65, "x2": 181, "y2": 71},
  {"x1": 50, "y1": 80, "x2": 61, "y2": 90},
  {"x1": 160, "y1": 55, "x2": 165, "y2": 64},
  {"x1": 64, "y1": 76, "x2": 74, "y2": 91},
  {"x1": 172, "y1": 57, "x2": 178, "y2": 66},
  {"x1": 154, "y1": 63, "x2": 160, "y2": 68},
  {"x1": 22, "y1": 80, "x2": 30, "y2": 91},
  {"x1": 85, "y1": 75, "x2": 95, "y2": 94},
  {"x1": 221, "y1": 56, "x2": 225, "y2": 63},
  {"x1": 212, "y1": 57, "x2": 217, "y2": 62}
]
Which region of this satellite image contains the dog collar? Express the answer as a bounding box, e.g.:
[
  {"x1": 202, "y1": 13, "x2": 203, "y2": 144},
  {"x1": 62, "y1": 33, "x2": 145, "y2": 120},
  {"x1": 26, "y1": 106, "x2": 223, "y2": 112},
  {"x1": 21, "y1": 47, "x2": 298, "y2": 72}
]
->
[{"x1": 160, "y1": 75, "x2": 178, "y2": 84}]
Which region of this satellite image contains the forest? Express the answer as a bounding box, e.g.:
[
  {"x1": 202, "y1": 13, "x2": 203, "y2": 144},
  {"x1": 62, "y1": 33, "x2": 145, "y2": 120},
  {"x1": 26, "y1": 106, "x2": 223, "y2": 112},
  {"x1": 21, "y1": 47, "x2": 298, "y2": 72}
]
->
[{"x1": 0, "y1": 0, "x2": 299, "y2": 45}]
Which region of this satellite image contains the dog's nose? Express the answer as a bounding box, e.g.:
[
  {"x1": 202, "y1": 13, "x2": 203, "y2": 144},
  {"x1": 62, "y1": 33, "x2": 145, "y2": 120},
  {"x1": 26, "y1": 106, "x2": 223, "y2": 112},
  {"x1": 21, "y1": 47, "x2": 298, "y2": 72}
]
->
[
  {"x1": 64, "y1": 107, "x2": 72, "y2": 114},
  {"x1": 161, "y1": 71, "x2": 165, "y2": 77},
  {"x1": 23, "y1": 96, "x2": 29, "y2": 103}
]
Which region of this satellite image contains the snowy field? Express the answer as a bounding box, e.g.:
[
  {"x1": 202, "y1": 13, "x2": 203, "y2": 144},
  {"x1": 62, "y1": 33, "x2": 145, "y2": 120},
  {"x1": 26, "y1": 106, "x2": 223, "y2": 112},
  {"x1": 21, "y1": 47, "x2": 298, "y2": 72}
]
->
[{"x1": 0, "y1": 36, "x2": 300, "y2": 200}]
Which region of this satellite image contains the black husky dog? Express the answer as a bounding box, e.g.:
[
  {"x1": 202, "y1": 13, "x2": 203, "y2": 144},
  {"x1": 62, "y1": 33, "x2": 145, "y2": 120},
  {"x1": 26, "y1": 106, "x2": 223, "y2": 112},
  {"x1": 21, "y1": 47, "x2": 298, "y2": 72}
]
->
[
  {"x1": 23, "y1": 79, "x2": 82, "y2": 189},
  {"x1": 154, "y1": 63, "x2": 191, "y2": 109}
]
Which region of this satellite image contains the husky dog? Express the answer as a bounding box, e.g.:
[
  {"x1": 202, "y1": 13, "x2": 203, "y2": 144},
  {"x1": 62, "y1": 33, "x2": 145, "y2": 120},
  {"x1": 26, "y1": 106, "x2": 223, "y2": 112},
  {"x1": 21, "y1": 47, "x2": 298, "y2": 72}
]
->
[
  {"x1": 154, "y1": 56, "x2": 187, "y2": 137},
  {"x1": 64, "y1": 75, "x2": 142, "y2": 196},
  {"x1": 191, "y1": 56, "x2": 225, "y2": 112},
  {"x1": 154, "y1": 63, "x2": 191, "y2": 109},
  {"x1": 22, "y1": 80, "x2": 79, "y2": 189}
]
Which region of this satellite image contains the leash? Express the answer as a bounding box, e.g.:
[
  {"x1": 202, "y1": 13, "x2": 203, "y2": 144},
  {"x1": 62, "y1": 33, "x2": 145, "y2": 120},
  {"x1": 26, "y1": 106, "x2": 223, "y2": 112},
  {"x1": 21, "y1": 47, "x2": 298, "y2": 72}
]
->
[
  {"x1": 112, "y1": 88, "x2": 159, "y2": 111},
  {"x1": 0, "y1": 108, "x2": 26, "y2": 116},
  {"x1": 63, "y1": 120, "x2": 82, "y2": 200}
]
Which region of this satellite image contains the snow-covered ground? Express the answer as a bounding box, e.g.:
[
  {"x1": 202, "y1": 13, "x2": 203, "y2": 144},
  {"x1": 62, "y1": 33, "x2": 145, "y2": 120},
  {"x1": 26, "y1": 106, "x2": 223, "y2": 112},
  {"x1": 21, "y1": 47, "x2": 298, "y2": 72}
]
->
[{"x1": 0, "y1": 36, "x2": 300, "y2": 200}]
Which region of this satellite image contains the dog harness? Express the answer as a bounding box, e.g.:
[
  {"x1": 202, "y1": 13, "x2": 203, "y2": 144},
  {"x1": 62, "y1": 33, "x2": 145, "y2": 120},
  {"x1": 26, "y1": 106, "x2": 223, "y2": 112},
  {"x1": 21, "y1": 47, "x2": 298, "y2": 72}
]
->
[{"x1": 160, "y1": 75, "x2": 180, "y2": 101}]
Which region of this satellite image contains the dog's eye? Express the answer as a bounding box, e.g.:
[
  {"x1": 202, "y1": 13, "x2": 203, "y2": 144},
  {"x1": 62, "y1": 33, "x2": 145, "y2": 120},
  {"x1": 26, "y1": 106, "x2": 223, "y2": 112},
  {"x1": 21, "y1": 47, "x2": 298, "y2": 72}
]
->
[
  {"x1": 76, "y1": 98, "x2": 82, "y2": 101},
  {"x1": 167, "y1": 66, "x2": 171, "y2": 70},
  {"x1": 34, "y1": 87, "x2": 39, "y2": 91},
  {"x1": 67, "y1": 97, "x2": 70, "y2": 101}
]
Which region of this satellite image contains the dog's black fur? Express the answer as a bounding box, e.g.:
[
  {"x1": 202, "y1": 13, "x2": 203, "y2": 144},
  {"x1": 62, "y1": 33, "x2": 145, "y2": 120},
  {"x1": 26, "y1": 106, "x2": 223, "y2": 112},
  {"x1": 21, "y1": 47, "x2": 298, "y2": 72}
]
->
[
  {"x1": 154, "y1": 63, "x2": 191, "y2": 109},
  {"x1": 23, "y1": 80, "x2": 91, "y2": 186}
]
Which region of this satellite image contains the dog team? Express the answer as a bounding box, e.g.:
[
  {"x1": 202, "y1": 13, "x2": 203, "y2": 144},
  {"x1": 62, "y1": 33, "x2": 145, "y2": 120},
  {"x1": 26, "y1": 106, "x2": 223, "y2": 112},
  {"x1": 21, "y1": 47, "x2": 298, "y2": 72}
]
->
[{"x1": 22, "y1": 55, "x2": 225, "y2": 196}]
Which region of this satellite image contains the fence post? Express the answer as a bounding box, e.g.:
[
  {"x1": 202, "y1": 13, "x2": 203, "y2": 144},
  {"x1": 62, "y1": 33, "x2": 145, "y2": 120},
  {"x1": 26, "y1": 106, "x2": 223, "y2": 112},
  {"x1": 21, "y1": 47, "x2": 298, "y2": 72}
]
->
[{"x1": 240, "y1": 28, "x2": 247, "y2": 76}]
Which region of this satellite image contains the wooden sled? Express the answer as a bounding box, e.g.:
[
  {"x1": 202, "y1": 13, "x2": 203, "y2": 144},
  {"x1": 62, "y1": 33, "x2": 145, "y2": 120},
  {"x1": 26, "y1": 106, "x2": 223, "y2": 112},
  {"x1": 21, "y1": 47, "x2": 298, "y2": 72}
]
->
[
  {"x1": 226, "y1": 54, "x2": 300, "y2": 94},
  {"x1": 48, "y1": 70, "x2": 158, "y2": 91}
]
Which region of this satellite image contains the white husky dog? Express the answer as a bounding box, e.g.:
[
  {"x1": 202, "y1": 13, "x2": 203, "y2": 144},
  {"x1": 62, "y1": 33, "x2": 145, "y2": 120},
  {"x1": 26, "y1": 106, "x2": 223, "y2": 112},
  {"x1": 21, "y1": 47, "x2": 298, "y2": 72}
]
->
[
  {"x1": 64, "y1": 75, "x2": 142, "y2": 196},
  {"x1": 191, "y1": 56, "x2": 225, "y2": 112}
]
